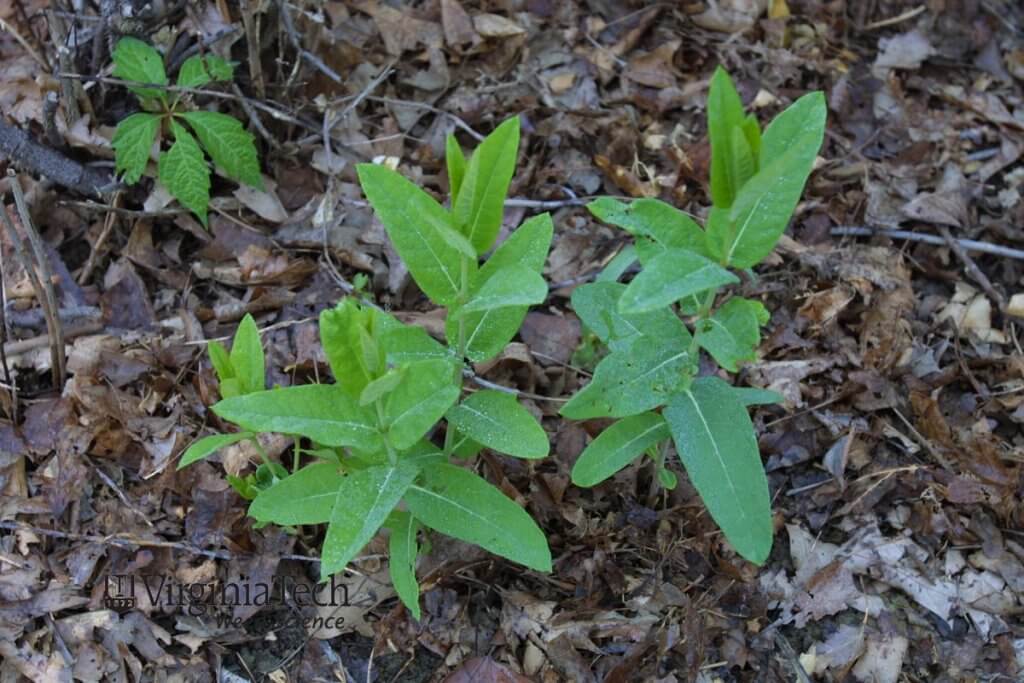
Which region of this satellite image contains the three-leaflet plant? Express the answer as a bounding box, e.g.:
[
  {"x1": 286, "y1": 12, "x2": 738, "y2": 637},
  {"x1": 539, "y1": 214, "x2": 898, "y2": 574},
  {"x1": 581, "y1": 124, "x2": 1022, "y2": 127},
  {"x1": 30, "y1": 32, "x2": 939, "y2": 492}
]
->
[
  {"x1": 179, "y1": 117, "x2": 554, "y2": 619},
  {"x1": 563, "y1": 67, "x2": 826, "y2": 564},
  {"x1": 110, "y1": 37, "x2": 262, "y2": 226}
]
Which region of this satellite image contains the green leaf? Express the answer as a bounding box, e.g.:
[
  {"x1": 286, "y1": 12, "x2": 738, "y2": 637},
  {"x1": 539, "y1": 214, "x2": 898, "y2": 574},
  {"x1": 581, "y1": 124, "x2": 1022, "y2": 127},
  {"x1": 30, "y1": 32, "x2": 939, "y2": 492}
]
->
[
  {"x1": 448, "y1": 213, "x2": 553, "y2": 362},
  {"x1": 696, "y1": 298, "x2": 768, "y2": 372},
  {"x1": 571, "y1": 281, "x2": 690, "y2": 353},
  {"x1": 733, "y1": 386, "x2": 785, "y2": 406},
  {"x1": 357, "y1": 163, "x2": 472, "y2": 307},
  {"x1": 178, "y1": 431, "x2": 254, "y2": 469},
  {"x1": 664, "y1": 376, "x2": 773, "y2": 564},
  {"x1": 230, "y1": 313, "x2": 265, "y2": 394},
  {"x1": 213, "y1": 384, "x2": 382, "y2": 451},
  {"x1": 177, "y1": 54, "x2": 234, "y2": 88},
  {"x1": 560, "y1": 336, "x2": 693, "y2": 419},
  {"x1": 112, "y1": 113, "x2": 160, "y2": 185},
  {"x1": 446, "y1": 134, "x2": 466, "y2": 205},
  {"x1": 452, "y1": 117, "x2": 520, "y2": 254},
  {"x1": 619, "y1": 248, "x2": 738, "y2": 314},
  {"x1": 571, "y1": 413, "x2": 669, "y2": 487},
  {"x1": 384, "y1": 360, "x2": 461, "y2": 450},
  {"x1": 445, "y1": 390, "x2": 548, "y2": 459},
  {"x1": 404, "y1": 464, "x2": 551, "y2": 571},
  {"x1": 387, "y1": 511, "x2": 421, "y2": 620},
  {"x1": 708, "y1": 92, "x2": 826, "y2": 268},
  {"x1": 248, "y1": 462, "x2": 345, "y2": 525},
  {"x1": 456, "y1": 265, "x2": 547, "y2": 316},
  {"x1": 320, "y1": 462, "x2": 418, "y2": 579},
  {"x1": 588, "y1": 198, "x2": 710, "y2": 258},
  {"x1": 159, "y1": 121, "x2": 211, "y2": 225},
  {"x1": 728, "y1": 126, "x2": 756, "y2": 192},
  {"x1": 111, "y1": 37, "x2": 167, "y2": 100},
  {"x1": 708, "y1": 66, "x2": 747, "y2": 208},
  {"x1": 180, "y1": 111, "x2": 263, "y2": 189},
  {"x1": 359, "y1": 368, "x2": 406, "y2": 406},
  {"x1": 381, "y1": 325, "x2": 452, "y2": 365},
  {"x1": 319, "y1": 301, "x2": 378, "y2": 399},
  {"x1": 657, "y1": 466, "x2": 678, "y2": 489},
  {"x1": 596, "y1": 244, "x2": 637, "y2": 283},
  {"x1": 741, "y1": 113, "x2": 761, "y2": 169},
  {"x1": 209, "y1": 340, "x2": 233, "y2": 382}
]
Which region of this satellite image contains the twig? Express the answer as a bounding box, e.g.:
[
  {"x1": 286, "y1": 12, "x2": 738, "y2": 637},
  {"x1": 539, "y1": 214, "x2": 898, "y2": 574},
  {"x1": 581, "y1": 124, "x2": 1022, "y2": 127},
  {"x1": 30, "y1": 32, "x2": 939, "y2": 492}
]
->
[
  {"x1": 831, "y1": 225, "x2": 1024, "y2": 260},
  {"x1": 231, "y1": 83, "x2": 278, "y2": 149},
  {"x1": 0, "y1": 520, "x2": 325, "y2": 564},
  {"x1": 8, "y1": 173, "x2": 66, "y2": 388},
  {"x1": 2, "y1": 320, "x2": 102, "y2": 356},
  {"x1": 505, "y1": 197, "x2": 589, "y2": 209},
  {"x1": 0, "y1": 15, "x2": 50, "y2": 71},
  {"x1": 278, "y1": 0, "x2": 343, "y2": 84},
  {"x1": 0, "y1": 119, "x2": 115, "y2": 196},
  {"x1": 467, "y1": 373, "x2": 568, "y2": 403},
  {"x1": 863, "y1": 5, "x2": 927, "y2": 30},
  {"x1": 46, "y1": 9, "x2": 84, "y2": 124},
  {"x1": 239, "y1": 0, "x2": 265, "y2": 98},
  {"x1": 937, "y1": 224, "x2": 1006, "y2": 311},
  {"x1": 0, "y1": 242, "x2": 16, "y2": 423},
  {"x1": 78, "y1": 190, "x2": 121, "y2": 285},
  {"x1": 364, "y1": 96, "x2": 484, "y2": 141}
]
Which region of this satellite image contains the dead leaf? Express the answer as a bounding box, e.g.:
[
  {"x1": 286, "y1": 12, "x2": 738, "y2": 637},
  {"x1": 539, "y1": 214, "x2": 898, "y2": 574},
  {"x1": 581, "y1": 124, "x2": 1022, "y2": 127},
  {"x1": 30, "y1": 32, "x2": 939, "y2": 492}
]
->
[
  {"x1": 444, "y1": 657, "x2": 532, "y2": 683},
  {"x1": 473, "y1": 13, "x2": 525, "y2": 38}
]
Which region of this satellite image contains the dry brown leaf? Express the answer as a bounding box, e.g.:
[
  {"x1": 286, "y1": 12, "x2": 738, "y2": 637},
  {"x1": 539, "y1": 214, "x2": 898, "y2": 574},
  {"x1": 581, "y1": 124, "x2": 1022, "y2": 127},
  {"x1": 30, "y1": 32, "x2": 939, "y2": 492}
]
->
[
  {"x1": 441, "y1": 0, "x2": 479, "y2": 47},
  {"x1": 473, "y1": 13, "x2": 525, "y2": 38}
]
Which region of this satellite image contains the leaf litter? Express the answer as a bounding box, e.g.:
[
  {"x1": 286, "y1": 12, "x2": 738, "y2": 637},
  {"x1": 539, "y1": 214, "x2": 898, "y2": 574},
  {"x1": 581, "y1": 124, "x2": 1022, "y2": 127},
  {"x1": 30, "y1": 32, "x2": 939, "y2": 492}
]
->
[{"x1": 0, "y1": 0, "x2": 1023, "y2": 680}]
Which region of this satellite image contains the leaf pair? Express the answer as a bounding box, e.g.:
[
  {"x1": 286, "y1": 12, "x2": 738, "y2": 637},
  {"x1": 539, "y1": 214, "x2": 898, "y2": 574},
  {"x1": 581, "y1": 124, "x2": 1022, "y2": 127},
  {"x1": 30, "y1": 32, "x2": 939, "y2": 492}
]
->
[
  {"x1": 706, "y1": 67, "x2": 826, "y2": 268},
  {"x1": 110, "y1": 37, "x2": 262, "y2": 226}
]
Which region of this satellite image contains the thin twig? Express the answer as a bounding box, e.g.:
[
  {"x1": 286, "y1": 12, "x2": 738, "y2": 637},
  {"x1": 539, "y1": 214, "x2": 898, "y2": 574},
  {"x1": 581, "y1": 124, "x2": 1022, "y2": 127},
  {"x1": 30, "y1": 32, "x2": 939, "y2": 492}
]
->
[
  {"x1": 831, "y1": 225, "x2": 1024, "y2": 260},
  {"x1": 863, "y1": 5, "x2": 927, "y2": 30},
  {"x1": 78, "y1": 190, "x2": 121, "y2": 285},
  {"x1": 278, "y1": 0, "x2": 343, "y2": 84},
  {"x1": 0, "y1": 16, "x2": 50, "y2": 70},
  {"x1": 936, "y1": 224, "x2": 1006, "y2": 311},
  {"x1": 9, "y1": 173, "x2": 66, "y2": 387}
]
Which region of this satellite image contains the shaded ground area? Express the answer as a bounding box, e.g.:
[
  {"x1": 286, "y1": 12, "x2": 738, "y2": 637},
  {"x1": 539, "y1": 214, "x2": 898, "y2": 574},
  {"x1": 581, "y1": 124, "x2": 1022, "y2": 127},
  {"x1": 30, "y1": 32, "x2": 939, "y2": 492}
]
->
[{"x1": 1, "y1": 0, "x2": 1023, "y2": 681}]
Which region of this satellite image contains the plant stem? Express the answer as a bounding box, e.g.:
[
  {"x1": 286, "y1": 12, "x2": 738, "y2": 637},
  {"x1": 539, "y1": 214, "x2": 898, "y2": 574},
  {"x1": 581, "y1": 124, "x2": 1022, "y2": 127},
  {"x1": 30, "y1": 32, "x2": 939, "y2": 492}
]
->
[{"x1": 375, "y1": 399, "x2": 397, "y2": 465}]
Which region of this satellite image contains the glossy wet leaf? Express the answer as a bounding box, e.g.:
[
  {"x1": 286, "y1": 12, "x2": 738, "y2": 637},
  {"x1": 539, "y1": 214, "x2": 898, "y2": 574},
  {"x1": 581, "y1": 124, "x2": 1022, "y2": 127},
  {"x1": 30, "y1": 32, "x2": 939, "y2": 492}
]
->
[
  {"x1": 445, "y1": 390, "x2": 549, "y2": 459},
  {"x1": 619, "y1": 248, "x2": 738, "y2": 314},
  {"x1": 384, "y1": 360, "x2": 460, "y2": 450}
]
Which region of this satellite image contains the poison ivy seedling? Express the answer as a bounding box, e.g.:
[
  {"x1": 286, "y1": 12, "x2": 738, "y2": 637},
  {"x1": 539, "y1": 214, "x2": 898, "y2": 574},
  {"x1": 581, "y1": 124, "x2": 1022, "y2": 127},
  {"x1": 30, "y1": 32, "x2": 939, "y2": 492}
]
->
[
  {"x1": 179, "y1": 118, "x2": 555, "y2": 620},
  {"x1": 564, "y1": 67, "x2": 826, "y2": 565},
  {"x1": 110, "y1": 37, "x2": 263, "y2": 226}
]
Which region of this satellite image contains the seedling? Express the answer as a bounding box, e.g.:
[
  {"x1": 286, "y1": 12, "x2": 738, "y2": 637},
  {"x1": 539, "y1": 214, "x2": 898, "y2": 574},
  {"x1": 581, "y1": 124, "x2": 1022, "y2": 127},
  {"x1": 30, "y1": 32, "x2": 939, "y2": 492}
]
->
[
  {"x1": 563, "y1": 67, "x2": 826, "y2": 564},
  {"x1": 179, "y1": 118, "x2": 554, "y2": 620},
  {"x1": 110, "y1": 37, "x2": 262, "y2": 225}
]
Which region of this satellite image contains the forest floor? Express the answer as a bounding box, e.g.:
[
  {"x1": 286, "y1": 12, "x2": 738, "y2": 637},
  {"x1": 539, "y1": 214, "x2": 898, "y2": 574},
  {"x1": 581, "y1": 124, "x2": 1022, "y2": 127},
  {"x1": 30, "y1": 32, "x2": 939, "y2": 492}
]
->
[{"x1": 1, "y1": 0, "x2": 1024, "y2": 681}]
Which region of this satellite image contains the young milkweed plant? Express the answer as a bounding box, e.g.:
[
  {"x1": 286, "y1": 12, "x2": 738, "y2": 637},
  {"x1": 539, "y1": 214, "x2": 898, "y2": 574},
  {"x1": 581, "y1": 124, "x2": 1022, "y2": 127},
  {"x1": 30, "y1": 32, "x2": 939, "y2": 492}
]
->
[
  {"x1": 563, "y1": 67, "x2": 826, "y2": 564},
  {"x1": 110, "y1": 37, "x2": 263, "y2": 226},
  {"x1": 179, "y1": 117, "x2": 554, "y2": 619}
]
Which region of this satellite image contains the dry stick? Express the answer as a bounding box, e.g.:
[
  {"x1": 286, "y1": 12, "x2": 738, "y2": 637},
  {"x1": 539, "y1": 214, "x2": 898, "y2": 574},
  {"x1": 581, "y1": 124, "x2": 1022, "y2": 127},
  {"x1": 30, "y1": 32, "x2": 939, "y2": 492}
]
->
[
  {"x1": 239, "y1": 0, "x2": 265, "y2": 99},
  {"x1": 0, "y1": 245, "x2": 16, "y2": 424},
  {"x1": 46, "y1": 9, "x2": 83, "y2": 124},
  {"x1": 9, "y1": 173, "x2": 66, "y2": 388},
  {"x1": 863, "y1": 4, "x2": 927, "y2": 30},
  {"x1": 278, "y1": 0, "x2": 343, "y2": 84},
  {"x1": 77, "y1": 190, "x2": 121, "y2": 285},
  {"x1": 2, "y1": 320, "x2": 102, "y2": 356},
  {"x1": 936, "y1": 224, "x2": 1007, "y2": 311},
  {"x1": 830, "y1": 225, "x2": 1024, "y2": 260},
  {"x1": 0, "y1": 15, "x2": 50, "y2": 70},
  {"x1": 0, "y1": 520, "x2": 325, "y2": 564}
]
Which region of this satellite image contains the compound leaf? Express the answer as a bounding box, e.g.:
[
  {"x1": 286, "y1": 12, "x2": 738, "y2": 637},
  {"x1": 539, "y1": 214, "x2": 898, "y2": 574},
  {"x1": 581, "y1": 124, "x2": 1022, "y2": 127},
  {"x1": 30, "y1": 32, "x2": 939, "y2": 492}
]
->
[
  {"x1": 358, "y1": 163, "x2": 471, "y2": 307},
  {"x1": 112, "y1": 113, "x2": 160, "y2": 184},
  {"x1": 664, "y1": 376, "x2": 772, "y2": 564},
  {"x1": 445, "y1": 390, "x2": 549, "y2": 459},
  {"x1": 159, "y1": 121, "x2": 210, "y2": 225},
  {"x1": 404, "y1": 464, "x2": 551, "y2": 571},
  {"x1": 177, "y1": 54, "x2": 234, "y2": 88},
  {"x1": 213, "y1": 384, "x2": 382, "y2": 451},
  {"x1": 571, "y1": 413, "x2": 669, "y2": 487},
  {"x1": 180, "y1": 111, "x2": 263, "y2": 189}
]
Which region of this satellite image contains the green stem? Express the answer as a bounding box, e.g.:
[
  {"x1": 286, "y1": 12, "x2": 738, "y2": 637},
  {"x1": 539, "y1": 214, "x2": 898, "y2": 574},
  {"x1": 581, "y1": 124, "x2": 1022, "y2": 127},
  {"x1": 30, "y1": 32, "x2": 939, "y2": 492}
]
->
[{"x1": 375, "y1": 399, "x2": 397, "y2": 466}]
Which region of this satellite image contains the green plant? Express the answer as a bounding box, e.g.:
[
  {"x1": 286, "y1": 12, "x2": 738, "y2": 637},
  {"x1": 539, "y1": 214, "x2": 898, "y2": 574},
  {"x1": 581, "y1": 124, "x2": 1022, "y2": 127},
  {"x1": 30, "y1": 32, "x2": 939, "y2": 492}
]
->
[
  {"x1": 178, "y1": 117, "x2": 554, "y2": 619},
  {"x1": 110, "y1": 37, "x2": 262, "y2": 226},
  {"x1": 563, "y1": 67, "x2": 826, "y2": 564}
]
